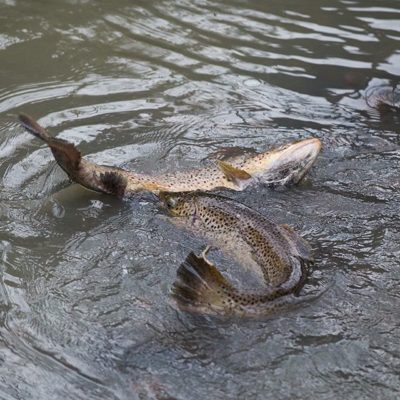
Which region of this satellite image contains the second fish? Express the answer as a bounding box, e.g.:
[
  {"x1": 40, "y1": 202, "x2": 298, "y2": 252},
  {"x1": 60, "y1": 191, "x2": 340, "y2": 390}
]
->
[{"x1": 161, "y1": 192, "x2": 313, "y2": 316}]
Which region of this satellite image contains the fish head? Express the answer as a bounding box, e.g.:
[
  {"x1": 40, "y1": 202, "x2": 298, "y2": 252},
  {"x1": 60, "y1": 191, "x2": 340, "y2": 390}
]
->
[
  {"x1": 159, "y1": 192, "x2": 198, "y2": 218},
  {"x1": 259, "y1": 138, "x2": 322, "y2": 186}
]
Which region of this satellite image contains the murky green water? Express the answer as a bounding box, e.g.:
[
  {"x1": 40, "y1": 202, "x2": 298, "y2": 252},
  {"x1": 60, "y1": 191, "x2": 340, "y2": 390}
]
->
[{"x1": 1, "y1": 0, "x2": 400, "y2": 399}]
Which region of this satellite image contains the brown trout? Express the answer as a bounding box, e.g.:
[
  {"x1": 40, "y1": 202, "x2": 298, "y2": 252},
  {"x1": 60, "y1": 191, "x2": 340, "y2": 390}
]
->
[
  {"x1": 161, "y1": 192, "x2": 313, "y2": 316},
  {"x1": 18, "y1": 114, "x2": 321, "y2": 197}
]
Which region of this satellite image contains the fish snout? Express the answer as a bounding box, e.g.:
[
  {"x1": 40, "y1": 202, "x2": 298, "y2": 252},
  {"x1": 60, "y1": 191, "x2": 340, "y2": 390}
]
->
[
  {"x1": 259, "y1": 137, "x2": 322, "y2": 186},
  {"x1": 276, "y1": 137, "x2": 321, "y2": 169},
  {"x1": 282, "y1": 138, "x2": 322, "y2": 184},
  {"x1": 158, "y1": 191, "x2": 180, "y2": 215},
  {"x1": 289, "y1": 138, "x2": 322, "y2": 160}
]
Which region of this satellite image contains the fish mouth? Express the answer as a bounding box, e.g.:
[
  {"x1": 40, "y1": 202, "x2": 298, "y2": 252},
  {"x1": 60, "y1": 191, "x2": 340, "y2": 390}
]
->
[
  {"x1": 261, "y1": 138, "x2": 322, "y2": 186},
  {"x1": 158, "y1": 191, "x2": 177, "y2": 214}
]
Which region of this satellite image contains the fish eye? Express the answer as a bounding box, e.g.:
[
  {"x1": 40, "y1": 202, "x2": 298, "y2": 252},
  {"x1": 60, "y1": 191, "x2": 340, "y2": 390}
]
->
[{"x1": 166, "y1": 197, "x2": 177, "y2": 208}]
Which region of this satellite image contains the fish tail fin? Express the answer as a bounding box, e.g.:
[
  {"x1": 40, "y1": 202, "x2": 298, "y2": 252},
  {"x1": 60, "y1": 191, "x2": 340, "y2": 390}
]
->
[
  {"x1": 19, "y1": 113, "x2": 82, "y2": 177},
  {"x1": 172, "y1": 251, "x2": 234, "y2": 312},
  {"x1": 46, "y1": 138, "x2": 82, "y2": 174},
  {"x1": 19, "y1": 113, "x2": 51, "y2": 141},
  {"x1": 18, "y1": 114, "x2": 131, "y2": 195},
  {"x1": 172, "y1": 251, "x2": 300, "y2": 316}
]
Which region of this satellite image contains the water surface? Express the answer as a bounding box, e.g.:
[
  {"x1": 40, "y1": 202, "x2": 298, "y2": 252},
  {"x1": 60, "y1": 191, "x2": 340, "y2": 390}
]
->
[{"x1": 0, "y1": 1, "x2": 400, "y2": 399}]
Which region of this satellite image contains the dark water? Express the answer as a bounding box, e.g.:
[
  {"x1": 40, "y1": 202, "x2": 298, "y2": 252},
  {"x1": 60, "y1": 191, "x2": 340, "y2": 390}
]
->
[{"x1": 1, "y1": 1, "x2": 400, "y2": 399}]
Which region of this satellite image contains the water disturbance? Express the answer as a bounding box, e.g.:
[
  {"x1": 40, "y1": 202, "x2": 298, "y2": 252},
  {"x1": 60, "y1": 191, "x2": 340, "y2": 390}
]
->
[{"x1": 0, "y1": 1, "x2": 399, "y2": 399}]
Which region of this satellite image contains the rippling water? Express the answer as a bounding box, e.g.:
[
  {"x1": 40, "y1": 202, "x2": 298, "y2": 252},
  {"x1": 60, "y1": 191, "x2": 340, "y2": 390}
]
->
[{"x1": 0, "y1": 1, "x2": 400, "y2": 399}]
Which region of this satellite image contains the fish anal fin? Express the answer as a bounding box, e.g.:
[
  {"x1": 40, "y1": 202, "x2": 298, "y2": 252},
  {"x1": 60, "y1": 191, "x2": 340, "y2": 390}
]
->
[
  {"x1": 99, "y1": 171, "x2": 127, "y2": 198},
  {"x1": 217, "y1": 160, "x2": 251, "y2": 185}
]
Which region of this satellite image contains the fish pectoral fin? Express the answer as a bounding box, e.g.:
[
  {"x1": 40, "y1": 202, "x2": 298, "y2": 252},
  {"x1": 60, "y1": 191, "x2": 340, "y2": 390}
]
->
[
  {"x1": 280, "y1": 223, "x2": 295, "y2": 233},
  {"x1": 278, "y1": 224, "x2": 313, "y2": 263},
  {"x1": 217, "y1": 160, "x2": 252, "y2": 185}
]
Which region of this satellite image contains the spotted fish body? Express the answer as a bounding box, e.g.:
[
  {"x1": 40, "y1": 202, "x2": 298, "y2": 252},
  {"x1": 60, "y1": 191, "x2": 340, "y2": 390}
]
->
[
  {"x1": 18, "y1": 114, "x2": 321, "y2": 197},
  {"x1": 162, "y1": 192, "x2": 312, "y2": 315}
]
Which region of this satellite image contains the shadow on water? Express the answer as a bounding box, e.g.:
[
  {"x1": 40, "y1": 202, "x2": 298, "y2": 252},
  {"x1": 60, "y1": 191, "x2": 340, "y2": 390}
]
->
[{"x1": 0, "y1": 0, "x2": 400, "y2": 399}]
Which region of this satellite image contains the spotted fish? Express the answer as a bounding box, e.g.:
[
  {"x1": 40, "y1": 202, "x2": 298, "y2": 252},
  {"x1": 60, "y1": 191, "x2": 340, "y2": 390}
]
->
[
  {"x1": 18, "y1": 114, "x2": 321, "y2": 197},
  {"x1": 161, "y1": 192, "x2": 313, "y2": 316}
]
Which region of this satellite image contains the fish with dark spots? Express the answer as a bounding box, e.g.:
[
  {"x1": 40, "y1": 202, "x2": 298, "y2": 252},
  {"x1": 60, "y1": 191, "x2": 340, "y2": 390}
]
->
[
  {"x1": 18, "y1": 113, "x2": 321, "y2": 197},
  {"x1": 161, "y1": 192, "x2": 313, "y2": 316}
]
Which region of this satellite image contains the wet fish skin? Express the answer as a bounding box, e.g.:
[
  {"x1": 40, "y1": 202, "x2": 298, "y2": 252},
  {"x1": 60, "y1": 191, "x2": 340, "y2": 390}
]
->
[
  {"x1": 162, "y1": 192, "x2": 312, "y2": 315},
  {"x1": 19, "y1": 113, "x2": 129, "y2": 195},
  {"x1": 18, "y1": 114, "x2": 321, "y2": 196},
  {"x1": 173, "y1": 251, "x2": 294, "y2": 316}
]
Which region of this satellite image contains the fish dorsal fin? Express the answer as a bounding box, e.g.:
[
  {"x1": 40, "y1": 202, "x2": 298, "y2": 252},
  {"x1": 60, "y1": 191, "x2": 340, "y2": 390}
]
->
[{"x1": 217, "y1": 160, "x2": 251, "y2": 185}]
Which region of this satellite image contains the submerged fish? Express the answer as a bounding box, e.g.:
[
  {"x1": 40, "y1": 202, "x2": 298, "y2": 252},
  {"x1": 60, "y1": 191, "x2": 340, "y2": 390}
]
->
[
  {"x1": 18, "y1": 114, "x2": 321, "y2": 197},
  {"x1": 365, "y1": 84, "x2": 400, "y2": 112},
  {"x1": 161, "y1": 192, "x2": 313, "y2": 315}
]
